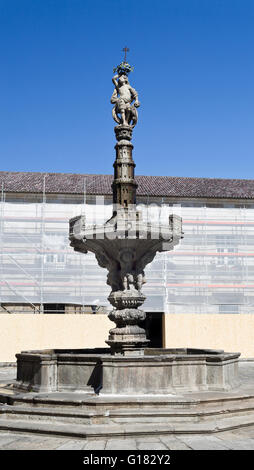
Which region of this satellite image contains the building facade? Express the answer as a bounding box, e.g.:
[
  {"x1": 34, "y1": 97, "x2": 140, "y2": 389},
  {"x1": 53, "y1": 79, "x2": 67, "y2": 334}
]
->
[{"x1": 1, "y1": 171, "x2": 254, "y2": 359}]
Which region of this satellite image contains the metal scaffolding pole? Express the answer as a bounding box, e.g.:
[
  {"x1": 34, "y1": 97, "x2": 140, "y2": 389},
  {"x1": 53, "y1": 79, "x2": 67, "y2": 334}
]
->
[
  {"x1": 40, "y1": 175, "x2": 47, "y2": 314},
  {"x1": 0, "y1": 184, "x2": 4, "y2": 310}
]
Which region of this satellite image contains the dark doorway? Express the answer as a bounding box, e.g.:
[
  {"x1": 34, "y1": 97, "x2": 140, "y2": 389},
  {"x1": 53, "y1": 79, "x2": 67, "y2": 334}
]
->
[
  {"x1": 141, "y1": 312, "x2": 163, "y2": 348},
  {"x1": 43, "y1": 304, "x2": 65, "y2": 314}
]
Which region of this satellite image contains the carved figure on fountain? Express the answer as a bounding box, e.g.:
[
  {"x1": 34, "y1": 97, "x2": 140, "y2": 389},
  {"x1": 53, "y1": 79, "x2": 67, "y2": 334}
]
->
[{"x1": 111, "y1": 74, "x2": 140, "y2": 128}]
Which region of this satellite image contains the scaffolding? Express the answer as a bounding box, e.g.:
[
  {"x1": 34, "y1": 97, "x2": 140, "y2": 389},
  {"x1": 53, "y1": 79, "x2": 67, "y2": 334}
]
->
[{"x1": 1, "y1": 186, "x2": 254, "y2": 314}]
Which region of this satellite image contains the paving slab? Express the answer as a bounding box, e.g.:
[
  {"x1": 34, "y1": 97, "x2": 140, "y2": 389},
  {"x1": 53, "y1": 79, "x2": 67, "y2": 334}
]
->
[
  {"x1": 137, "y1": 441, "x2": 168, "y2": 450},
  {"x1": 0, "y1": 433, "x2": 24, "y2": 448},
  {"x1": 178, "y1": 436, "x2": 230, "y2": 450},
  {"x1": 105, "y1": 439, "x2": 137, "y2": 450},
  {"x1": 216, "y1": 438, "x2": 254, "y2": 450},
  {"x1": 136, "y1": 436, "x2": 164, "y2": 442},
  {"x1": 83, "y1": 440, "x2": 107, "y2": 450},
  {"x1": 159, "y1": 436, "x2": 192, "y2": 450},
  {"x1": 1, "y1": 436, "x2": 69, "y2": 450},
  {"x1": 56, "y1": 440, "x2": 86, "y2": 450}
]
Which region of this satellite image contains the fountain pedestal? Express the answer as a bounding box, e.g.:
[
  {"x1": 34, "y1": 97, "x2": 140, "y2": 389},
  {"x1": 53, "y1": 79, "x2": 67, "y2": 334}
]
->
[{"x1": 69, "y1": 119, "x2": 183, "y2": 356}]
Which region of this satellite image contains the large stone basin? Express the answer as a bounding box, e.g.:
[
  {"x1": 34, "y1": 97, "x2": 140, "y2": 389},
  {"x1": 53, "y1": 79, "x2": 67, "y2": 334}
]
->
[{"x1": 15, "y1": 348, "x2": 240, "y2": 395}]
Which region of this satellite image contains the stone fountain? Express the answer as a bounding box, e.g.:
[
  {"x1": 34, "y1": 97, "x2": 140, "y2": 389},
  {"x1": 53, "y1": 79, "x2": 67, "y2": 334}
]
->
[
  {"x1": 0, "y1": 57, "x2": 245, "y2": 440},
  {"x1": 11, "y1": 58, "x2": 240, "y2": 398}
]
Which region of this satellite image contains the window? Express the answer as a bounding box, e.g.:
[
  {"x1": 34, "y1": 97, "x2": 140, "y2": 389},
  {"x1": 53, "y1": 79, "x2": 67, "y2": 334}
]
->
[
  {"x1": 216, "y1": 248, "x2": 238, "y2": 266},
  {"x1": 44, "y1": 253, "x2": 66, "y2": 265},
  {"x1": 219, "y1": 304, "x2": 239, "y2": 314}
]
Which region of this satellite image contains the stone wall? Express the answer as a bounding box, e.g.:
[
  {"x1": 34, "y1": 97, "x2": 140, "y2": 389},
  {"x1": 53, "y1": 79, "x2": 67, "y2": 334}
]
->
[
  {"x1": 0, "y1": 313, "x2": 254, "y2": 362},
  {"x1": 0, "y1": 314, "x2": 112, "y2": 362},
  {"x1": 164, "y1": 314, "x2": 254, "y2": 358}
]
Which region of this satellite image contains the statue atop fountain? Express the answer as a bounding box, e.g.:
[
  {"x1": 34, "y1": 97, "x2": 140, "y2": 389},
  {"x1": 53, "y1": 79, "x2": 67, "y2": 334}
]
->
[
  {"x1": 111, "y1": 47, "x2": 140, "y2": 128},
  {"x1": 111, "y1": 73, "x2": 140, "y2": 127}
]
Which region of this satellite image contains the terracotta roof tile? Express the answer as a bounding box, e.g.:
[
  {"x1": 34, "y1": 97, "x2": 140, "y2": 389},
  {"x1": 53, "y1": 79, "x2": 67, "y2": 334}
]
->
[{"x1": 0, "y1": 171, "x2": 254, "y2": 200}]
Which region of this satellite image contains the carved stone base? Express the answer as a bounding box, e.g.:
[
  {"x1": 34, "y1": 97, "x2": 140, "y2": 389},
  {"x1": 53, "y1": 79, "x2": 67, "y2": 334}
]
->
[
  {"x1": 106, "y1": 306, "x2": 149, "y2": 355},
  {"x1": 114, "y1": 124, "x2": 133, "y2": 142},
  {"x1": 105, "y1": 340, "x2": 149, "y2": 356},
  {"x1": 108, "y1": 289, "x2": 146, "y2": 309}
]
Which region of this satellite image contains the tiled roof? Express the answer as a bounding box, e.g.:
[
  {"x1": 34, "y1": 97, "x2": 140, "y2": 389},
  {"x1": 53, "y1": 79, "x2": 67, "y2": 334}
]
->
[{"x1": 0, "y1": 171, "x2": 254, "y2": 199}]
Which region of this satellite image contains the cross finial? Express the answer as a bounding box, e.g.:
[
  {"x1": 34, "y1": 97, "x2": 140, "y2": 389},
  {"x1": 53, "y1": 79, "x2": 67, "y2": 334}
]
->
[{"x1": 122, "y1": 46, "x2": 129, "y2": 63}]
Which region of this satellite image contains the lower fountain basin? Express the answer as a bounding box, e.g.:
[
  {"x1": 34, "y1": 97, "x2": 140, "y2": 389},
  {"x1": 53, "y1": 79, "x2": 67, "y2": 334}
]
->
[{"x1": 15, "y1": 348, "x2": 240, "y2": 395}]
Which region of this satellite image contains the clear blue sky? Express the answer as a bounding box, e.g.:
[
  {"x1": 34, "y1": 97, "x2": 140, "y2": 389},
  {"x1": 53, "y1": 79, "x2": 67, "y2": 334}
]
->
[{"x1": 0, "y1": 0, "x2": 253, "y2": 178}]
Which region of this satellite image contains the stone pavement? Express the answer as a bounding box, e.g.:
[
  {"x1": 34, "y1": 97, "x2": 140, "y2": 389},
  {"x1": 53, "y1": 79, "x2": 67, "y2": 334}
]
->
[
  {"x1": 1, "y1": 426, "x2": 254, "y2": 450},
  {"x1": 1, "y1": 362, "x2": 254, "y2": 450}
]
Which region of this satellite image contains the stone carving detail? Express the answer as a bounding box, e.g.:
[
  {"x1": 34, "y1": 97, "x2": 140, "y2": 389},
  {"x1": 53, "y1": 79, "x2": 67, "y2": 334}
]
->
[
  {"x1": 115, "y1": 125, "x2": 133, "y2": 142},
  {"x1": 107, "y1": 307, "x2": 147, "y2": 355},
  {"x1": 111, "y1": 74, "x2": 140, "y2": 127},
  {"x1": 108, "y1": 308, "x2": 146, "y2": 335},
  {"x1": 119, "y1": 248, "x2": 144, "y2": 291},
  {"x1": 93, "y1": 244, "x2": 160, "y2": 295}
]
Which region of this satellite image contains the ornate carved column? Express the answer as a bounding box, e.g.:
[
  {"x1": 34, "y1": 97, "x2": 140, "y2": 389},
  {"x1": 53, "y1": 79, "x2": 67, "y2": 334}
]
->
[{"x1": 112, "y1": 125, "x2": 137, "y2": 210}]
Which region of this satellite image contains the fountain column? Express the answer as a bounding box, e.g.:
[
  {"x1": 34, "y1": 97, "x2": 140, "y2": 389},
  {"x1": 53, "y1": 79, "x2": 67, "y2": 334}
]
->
[{"x1": 106, "y1": 125, "x2": 150, "y2": 355}]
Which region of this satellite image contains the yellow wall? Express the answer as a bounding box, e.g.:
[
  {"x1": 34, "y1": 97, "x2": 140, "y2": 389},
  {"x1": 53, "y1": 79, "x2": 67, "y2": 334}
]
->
[
  {"x1": 1, "y1": 313, "x2": 254, "y2": 362},
  {"x1": 164, "y1": 314, "x2": 254, "y2": 358},
  {"x1": 0, "y1": 314, "x2": 111, "y2": 362}
]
